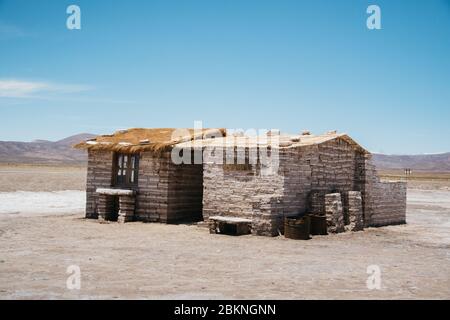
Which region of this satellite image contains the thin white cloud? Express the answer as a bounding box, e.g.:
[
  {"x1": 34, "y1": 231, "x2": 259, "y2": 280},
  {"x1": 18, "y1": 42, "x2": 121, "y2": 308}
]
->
[
  {"x1": 0, "y1": 22, "x2": 26, "y2": 38},
  {"x1": 0, "y1": 80, "x2": 47, "y2": 97},
  {"x1": 0, "y1": 79, "x2": 91, "y2": 98}
]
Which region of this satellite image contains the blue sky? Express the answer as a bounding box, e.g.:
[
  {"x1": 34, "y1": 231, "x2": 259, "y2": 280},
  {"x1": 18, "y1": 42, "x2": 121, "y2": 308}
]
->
[{"x1": 0, "y1": 0, "x2": 449, "y2": 154}]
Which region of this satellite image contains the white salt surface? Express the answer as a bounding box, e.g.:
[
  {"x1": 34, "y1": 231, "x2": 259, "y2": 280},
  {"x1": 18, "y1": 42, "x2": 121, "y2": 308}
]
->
[
  {"x1": 407, "y1": 189, "x2": 450, "y2": 210},
  {"x1": 0, "y1": 190, "x2": 85, "y2": 218}
]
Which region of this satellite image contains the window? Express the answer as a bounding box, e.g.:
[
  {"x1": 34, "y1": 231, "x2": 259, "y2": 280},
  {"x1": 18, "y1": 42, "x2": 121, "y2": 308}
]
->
[
  {"x1": 114, "y1": 153, "x2": 139, "y2": 186},
  {"x1": 222, "y1": 148, "x2": 256, "y2": 175}
]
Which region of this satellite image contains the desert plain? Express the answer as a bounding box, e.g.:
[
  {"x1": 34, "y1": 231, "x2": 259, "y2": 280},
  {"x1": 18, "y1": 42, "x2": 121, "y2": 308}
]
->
[{"x1": 0, "y1": 164, "x2": 449, "y2": 299}]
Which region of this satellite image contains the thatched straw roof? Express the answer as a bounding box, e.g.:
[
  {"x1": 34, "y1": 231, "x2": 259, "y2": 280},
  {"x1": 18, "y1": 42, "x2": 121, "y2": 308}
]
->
[
  {"x1": 74, "y1": 128, "x2": 369, "y2": 155},
  {"x1": 176, "y1": 132, "x2": 370, "y2": 154},
  {"x1": 73, "y1": 128, "x2": 226, "y2": 154}
]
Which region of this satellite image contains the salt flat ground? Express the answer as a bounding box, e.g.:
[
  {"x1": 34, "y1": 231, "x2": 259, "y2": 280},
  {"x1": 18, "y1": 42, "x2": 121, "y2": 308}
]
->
[{"x1": 0, "y1": 165, "x2": 449, "y2": 299}]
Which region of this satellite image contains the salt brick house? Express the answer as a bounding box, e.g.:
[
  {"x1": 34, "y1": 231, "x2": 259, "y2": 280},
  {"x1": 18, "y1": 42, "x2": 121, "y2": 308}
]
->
[{"x1": 75, "y1": 128, "x2": 406, "y2": 236}]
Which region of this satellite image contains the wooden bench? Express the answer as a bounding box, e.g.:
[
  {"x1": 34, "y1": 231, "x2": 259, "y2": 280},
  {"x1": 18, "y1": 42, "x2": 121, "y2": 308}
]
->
[{"x1": 208, "y1": 216, "x2": 252, "y2": 236}]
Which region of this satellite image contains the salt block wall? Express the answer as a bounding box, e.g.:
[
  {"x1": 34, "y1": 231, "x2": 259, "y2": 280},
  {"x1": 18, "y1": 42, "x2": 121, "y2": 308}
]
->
[
  {"x1": 363, "y1": 159, "x2": 407, "y2": 226},
  {"x1": 135, "y1": 152, "x2": 170, "y2": 222},
  {"x1": 203, "y1": 140, "x2": 369, "y2": 236},
  {"x1": 278, "y1": 146, "x2": 314, "y2": 216},
  {"x1": 85, "y1": 150, "x2": 114, "y2": 218},
  {"x1": 202, "y1": 147, "x2": 284, "y2": 236},
  {"x1": 312, "y1": 139, "x2": 364, "y2": 193},
  {"x1": 279, "y1": 139, "x2": 366, "y2": 220}
]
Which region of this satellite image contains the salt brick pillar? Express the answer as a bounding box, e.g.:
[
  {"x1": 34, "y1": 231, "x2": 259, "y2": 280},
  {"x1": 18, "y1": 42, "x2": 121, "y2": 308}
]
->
[
  {"x1": 325, "y1": 193, "x2": 345, "y2": 233},
  {"x1": 97, "y1": 194, "x2": 114, "y2": 221},
  {"x1": 118, "y1": 195, "x2": 135, "y2": 223},
  {"x1": 344, "y1": 191, "x2": 364, "y2": 231}
]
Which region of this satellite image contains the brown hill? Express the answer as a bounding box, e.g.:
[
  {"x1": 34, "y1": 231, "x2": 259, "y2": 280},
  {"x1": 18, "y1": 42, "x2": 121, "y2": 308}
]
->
[
  {"x1": 0, "y1": 133, "x2": 96, "y2": 165},
  {"x1": 372, "y1": 153, "x2": 450, "y2": 172}
]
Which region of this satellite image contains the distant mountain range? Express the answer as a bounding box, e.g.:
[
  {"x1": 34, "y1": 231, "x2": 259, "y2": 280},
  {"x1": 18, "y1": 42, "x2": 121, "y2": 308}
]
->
[
  {"x1": 372, "y1": 153, "x2": 450, "y2": 172},
  {"x1": 0, "y1": 133, "x2": 96, "y2": 165},
  {"x1": 0, "y1": 133, "x2": 449, "y2": 171}
]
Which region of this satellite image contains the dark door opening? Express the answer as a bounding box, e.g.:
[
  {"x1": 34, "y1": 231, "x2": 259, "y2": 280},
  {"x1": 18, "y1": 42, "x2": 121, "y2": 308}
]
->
[{"x1": 100, "y1": 195, "x2": 119, "y2": 221}]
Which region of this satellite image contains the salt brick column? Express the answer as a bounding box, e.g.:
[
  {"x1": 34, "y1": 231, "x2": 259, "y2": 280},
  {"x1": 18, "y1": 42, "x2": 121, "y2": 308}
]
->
[
  {"x1": 118, "y1": 195, "x2": 135, "y2": 223},
  {"x1": 97, "y1": 194, "x2": 114, "y2": 221},
  {"x1": 325, "y1": 193, "x2": 345, "y2": 233},
  {"x1": 345, "y1": 191, "x2": 364, "y2": 231}
]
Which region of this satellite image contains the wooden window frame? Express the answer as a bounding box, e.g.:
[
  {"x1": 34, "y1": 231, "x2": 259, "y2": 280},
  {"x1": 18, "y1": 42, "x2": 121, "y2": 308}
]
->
[{"x1": 113, "y1": 153, "x2": 139, "y2": 188}]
